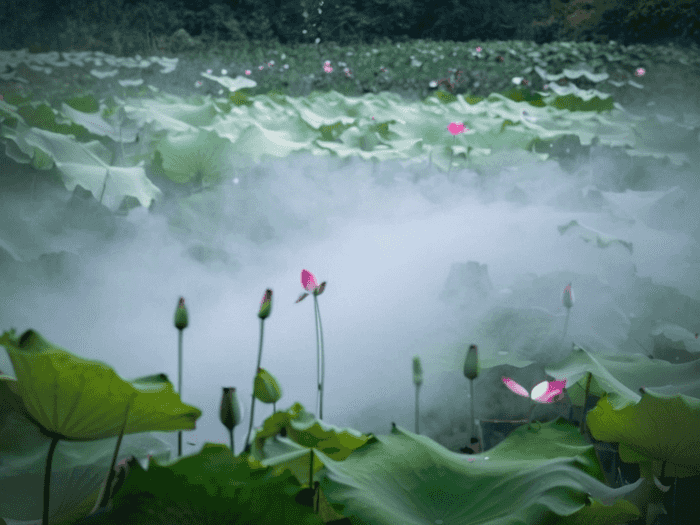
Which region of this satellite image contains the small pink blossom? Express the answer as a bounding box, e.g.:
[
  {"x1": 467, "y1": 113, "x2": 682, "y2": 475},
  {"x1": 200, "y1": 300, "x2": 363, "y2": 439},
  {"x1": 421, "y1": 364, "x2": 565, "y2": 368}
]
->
[{"x1": 448, "y1": 122, "x2": 467, "y2": 135}]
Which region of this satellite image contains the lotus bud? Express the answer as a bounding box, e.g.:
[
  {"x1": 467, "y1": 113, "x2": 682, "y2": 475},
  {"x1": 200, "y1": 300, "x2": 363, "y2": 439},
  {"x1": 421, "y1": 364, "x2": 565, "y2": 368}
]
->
[
  {"x1": 463, "y1": 344, "x2": 479, "y2": 380},
  {"x1": 412, "y1": 356, "x2": 423, "y2": 387},
  {"x1": 174, "y1": 297, "x2": 188, "y2": 330},
  {"x1": 258, "y1": 289, "x2": 272, "y2": 320},
  {"x1": 254, "y1": 368, "x2": 282, "y2": 404},
  {"x1": 220, "y1": 387, "x2": 242, "y2": 431},
  {"x1": 562, "y1": 283, "x2": 574, "y2": 309}
]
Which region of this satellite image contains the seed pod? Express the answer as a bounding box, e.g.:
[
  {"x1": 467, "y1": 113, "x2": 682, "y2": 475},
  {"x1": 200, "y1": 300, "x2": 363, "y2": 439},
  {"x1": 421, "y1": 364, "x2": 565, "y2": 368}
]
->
[
  {"x1": 463, "y1": 344, "x2": 479, "y2": 380},
  {"x1": 254, "y1": 368, "x2": 282, "y2": 404},
  {"x1": 220, "y1": 387, "x2": 243, "y2": 431},
  {"x1": 412, "y1": 356, "x2": 423, "y2": 387},
  {"x1": 258, "y1": 289, "x2": 272, "y2": 320},
  {"x1": 174, "y1": 297, "x2": 188, "y2": 330}
]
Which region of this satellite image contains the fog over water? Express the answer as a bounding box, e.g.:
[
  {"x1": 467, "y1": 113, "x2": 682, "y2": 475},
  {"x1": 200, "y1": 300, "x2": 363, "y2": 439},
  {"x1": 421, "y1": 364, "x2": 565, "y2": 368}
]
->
[{"x1": 2, "y1": 102, "x2": 700, "y2": 458}]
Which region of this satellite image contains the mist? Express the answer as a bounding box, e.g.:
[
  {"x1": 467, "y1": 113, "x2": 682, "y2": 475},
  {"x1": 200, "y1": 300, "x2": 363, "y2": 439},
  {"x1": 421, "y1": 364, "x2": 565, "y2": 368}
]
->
[{"x1": 2, "y1": 123, "x2": 700, "y2": 455}]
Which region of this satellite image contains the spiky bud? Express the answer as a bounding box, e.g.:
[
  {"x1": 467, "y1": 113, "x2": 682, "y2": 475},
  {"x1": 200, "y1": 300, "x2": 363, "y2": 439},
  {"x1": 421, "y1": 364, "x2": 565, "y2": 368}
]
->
[
  {"x1": 412, "y1": 356, "x2": 423, "y2": 387},
  {"x1": 463, "y1": 344, "x2": 479, "y2": 380},
  {"x1": 174, "y1": 297, "x2": 188, "y2": 330},
  {"x1": 258, "y1": 289, "x2": 272, "y2": 320},
  {"x1": 220, "y1": 387, "x2": 243, "y2": 432},
  {"x1": 253, "y1": 368, "x2": 282, "y2": 404}
]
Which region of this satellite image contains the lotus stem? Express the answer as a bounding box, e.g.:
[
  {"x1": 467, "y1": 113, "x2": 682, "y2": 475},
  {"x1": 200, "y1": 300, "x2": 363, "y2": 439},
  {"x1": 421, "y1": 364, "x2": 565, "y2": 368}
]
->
[
  {"x1": 96, "y1": 398, "x2": 134, "y2": 510},
  {"x1": 469, "y1": 379, "x2": 476, "y2": 439},
  {"x1": 99, "y1": 169, "x2": 109, "y2": 205},
  {"x1": 415, "y1": 386, "x2": 420, "y2": 434},
  {"x1": 580, "y1": 372, "x2": 592, "y2": 435},
  {"x1": 562, "y1": 307, "x2": 571, "y2": 343},
  {"x1": 413, "y1": 356, "x2": 423, "y2": 434},
  {"x1": 177, "y1": 328, "x2": 183, "y2": 457},
  {"x1": 174, "y1": 297, "x2": 189, "y2": 458},
  {"x1": 447, "y1": 136, "x2": 456, "y2": 180},
  {"x1": 42, "y1": 436, "x2": 60, "y2": 525},
  {"x1": 245, "y1": 318, "x2": 266, "y2": 451},
  {"x1": 526, "y1": 400, "x2": 537, "y2": 429},
  {"x1": 314, "y1": 295, "x2": 325, "y2": 420}
]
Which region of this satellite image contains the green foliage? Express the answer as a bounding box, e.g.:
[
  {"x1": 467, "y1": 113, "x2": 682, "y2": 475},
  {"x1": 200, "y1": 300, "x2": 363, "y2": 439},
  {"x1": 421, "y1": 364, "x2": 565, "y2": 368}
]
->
[
  {"x1": 501, "y1": 86, "x2": 546, "y2": 106},
  {"x1": 434, "y1": 90, "x2": 458, "y2": 104},
  {"x1": 622, "y1": 0, "x2": 700, "y2": 44},
  {"x1": 463, "y1": 94, "x2": 486, "y2": 105},
  {"x1": 229, "y1": 89, "x2": 254, "y2": 107},
  {"x1": 64, "y1": 95, "x2": 100, "y2": 114},
  {"x1": 551, "y1": 93, "x2": 615, "y2": 113}
]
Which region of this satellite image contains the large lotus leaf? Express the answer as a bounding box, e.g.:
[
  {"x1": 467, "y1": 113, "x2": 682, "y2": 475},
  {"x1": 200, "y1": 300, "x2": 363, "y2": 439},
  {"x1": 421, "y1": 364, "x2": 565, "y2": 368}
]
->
[
  {"x1": 586, "y1": 389, "x2": 700, "y2": 478},
  {"x1": 0, "y1": 373, "x2": 172, "y2": 524},
  {"x1": 61, "y1": 100, "x2": 139, "y2": 143},
  {"x1": 69, "y1": 443, "x2": 324, "y2": 525},
  {"x1": 317, "y1": 419, "x2": 642, "y2": 525},
  {"x1": 546, "y1": 344, "x2": 700, "y2": 409},
  {"x1": 0, "y1": 329, "x2": 202, "y2": 441},
  {"x1": 2, "y1": 121, "x2": 162, "y2": 212},
  {"x1": 154, "y1": 127, "x2": 238, "y2": 187}
]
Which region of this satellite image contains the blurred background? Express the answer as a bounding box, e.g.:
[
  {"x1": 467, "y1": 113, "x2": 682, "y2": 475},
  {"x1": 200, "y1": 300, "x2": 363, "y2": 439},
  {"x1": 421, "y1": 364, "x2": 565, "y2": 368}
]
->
[{"x1": 2, "y1": 0, "x2": 698, "y2": 56}]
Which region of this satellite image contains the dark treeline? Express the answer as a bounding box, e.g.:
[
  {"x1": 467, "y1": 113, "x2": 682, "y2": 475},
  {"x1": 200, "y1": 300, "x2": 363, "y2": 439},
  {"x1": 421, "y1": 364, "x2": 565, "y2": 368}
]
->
[{"x1": 1, "y1": 0, "x2": 699, "y2": 53}]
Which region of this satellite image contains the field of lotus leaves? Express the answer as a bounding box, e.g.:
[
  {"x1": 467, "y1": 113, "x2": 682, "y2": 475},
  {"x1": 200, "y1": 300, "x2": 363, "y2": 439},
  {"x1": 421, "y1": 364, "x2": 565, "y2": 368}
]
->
[{"x1": 1, "y1": 36, "x2": 700, "y2": 525}]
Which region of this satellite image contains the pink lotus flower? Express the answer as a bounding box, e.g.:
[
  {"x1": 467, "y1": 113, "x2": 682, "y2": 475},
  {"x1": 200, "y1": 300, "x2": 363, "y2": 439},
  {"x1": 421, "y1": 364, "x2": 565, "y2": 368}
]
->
[
  {"x1": 296, "y1": 269, "x2": 326, "y2": 303},
  {"x1": 502, "y1": 377, "x2": 567, "y2": 429},
  {"x1": 503, "y1": 378, "x2": 567, "y2": 403},
  {"x1": 448, "y1": 122, "x2": 466, "y2": 135},
  {"x1": 446, "y1": 122, "x2": 469, "y2": 177}
]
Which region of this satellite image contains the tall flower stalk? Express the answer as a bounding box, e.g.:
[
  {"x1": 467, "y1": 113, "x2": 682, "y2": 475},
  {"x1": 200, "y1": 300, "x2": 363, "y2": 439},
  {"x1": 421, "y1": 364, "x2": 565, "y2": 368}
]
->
[
  {"x1": 244, "y1": 289, "x2": 273, "y2": 452},
  {"x1": 220, "y1": 387, "x2": 243, "y2": 454},
  {"x1": 463, "y1": 344, "x2": 480, "y2": 441},
  {"x1": 173, "y1": 297, "x2": 188, "y2": 458},
  {"x1": 412, "y1": 356, "x2": 423, "y2": 434},
  {"x1": 562, "y1": 282, "x2": 574, "y2": 344},
  {"x1": 447, "y1": 122, "x2": 468, "y2": 180},
  {"x1": 295, "y1": 269, "x2": 327, "y2": 419}
]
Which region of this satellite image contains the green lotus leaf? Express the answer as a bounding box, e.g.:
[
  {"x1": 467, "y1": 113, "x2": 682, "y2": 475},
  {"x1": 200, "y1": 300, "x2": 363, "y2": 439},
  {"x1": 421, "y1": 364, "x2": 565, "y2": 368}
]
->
[
  {"x1": 546, "y1": 344, "x2": 700, "y2": 409},
  {"x1": 316, "y1": 419, "x2": 642, "y2": 525},
  {"x1": 74, "y1": 443, "x2": 325, "y2": 525},
  {"x1": 0, "y1": 329, "x2": 202, "y2": 441},
  {"x1": 586, "y1": 389, "x2": 700, "y2": 478}
]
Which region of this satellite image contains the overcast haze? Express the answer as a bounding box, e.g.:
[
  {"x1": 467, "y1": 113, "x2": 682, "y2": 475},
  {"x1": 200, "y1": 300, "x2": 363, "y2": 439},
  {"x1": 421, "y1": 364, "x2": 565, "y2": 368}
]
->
[{"x1": 2, "y1": 120, "x2": 700, "y2": 455}]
